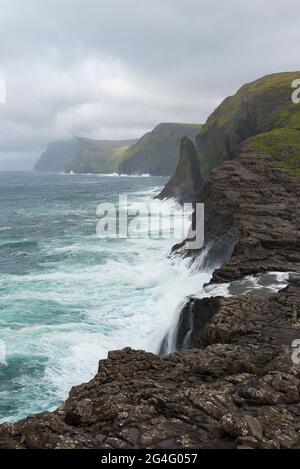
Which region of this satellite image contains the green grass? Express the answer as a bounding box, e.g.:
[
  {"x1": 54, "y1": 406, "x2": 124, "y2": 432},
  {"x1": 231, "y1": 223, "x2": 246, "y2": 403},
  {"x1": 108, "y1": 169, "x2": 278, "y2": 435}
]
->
[
  {"x1": 201, "y1": 71, "x2": 300, "y2": 130},
  {"x1": 195, "y1": 71, "x2": 300, "y2": 179},
  {"x1": 273, "y1": 103, "x2": 300, "y2": 130},
  {"x1": 245, "y1": 128, "x2": 300, "y2": 179},
  {"x1": 244, "y1": 71, "x2": 300, "y2": 93},
  {"x1": 66, "y1": 139, "x2": 136, "y2": 174}
]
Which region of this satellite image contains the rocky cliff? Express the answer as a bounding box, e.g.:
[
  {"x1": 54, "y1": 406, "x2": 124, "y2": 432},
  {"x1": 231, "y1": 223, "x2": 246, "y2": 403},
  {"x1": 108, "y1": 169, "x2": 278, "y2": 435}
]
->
[
  {"x1": 196, "y1": 71, "x2": 300, "y2": 177},
  {"x1": 3, "y1": 73, "x2": 300, "y2": 450},
  {"x1": 174, "y1": 135, "x2": 300, "y2": 281},
  {"x1": 2, "y1": 136, "x2": 300, "y2": 449},
  {"x1": 159, "y1": 71, "x2": 300, "y2": 200},
  {"x1": 118, "y1": 123, "x2": 201, "y2": 176}
]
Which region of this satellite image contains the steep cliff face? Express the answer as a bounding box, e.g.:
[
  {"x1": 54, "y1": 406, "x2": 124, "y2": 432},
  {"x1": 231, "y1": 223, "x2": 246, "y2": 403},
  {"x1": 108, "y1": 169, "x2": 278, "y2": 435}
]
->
[
  {"x1": 159, "y1": 71, "x2": 300, "y2": 201},
  {"x1": 158, "y1": 136, "x2": 203, "y2": 203},
  {"x1": 175, "y1": 138, "x2": 300, "y2": 280},
  {"x1": 34, "y1": 140, "x2": 76, "y2": 172},
  {"x1": 118, "y1": 123, "x2": 201, "y2": 176},
  {"x1": 196, "y1": 71, "x2": 300, "y2": 177}
]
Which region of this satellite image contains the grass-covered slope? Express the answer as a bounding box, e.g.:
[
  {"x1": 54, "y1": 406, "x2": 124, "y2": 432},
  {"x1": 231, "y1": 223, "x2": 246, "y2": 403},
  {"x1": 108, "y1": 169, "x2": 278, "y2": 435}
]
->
[
  {"x1": 196, "y1": 71, "x2": 300, "y2": 176},
  {"x1": 244, "y1": 128, "x2": 300, "y2": 179},
  {"x1": 118, "y1": 123, "x2": 201, "y2": 176},
  {"x1": 65, "y1": 138, "x2": 136, "y2": 174}
]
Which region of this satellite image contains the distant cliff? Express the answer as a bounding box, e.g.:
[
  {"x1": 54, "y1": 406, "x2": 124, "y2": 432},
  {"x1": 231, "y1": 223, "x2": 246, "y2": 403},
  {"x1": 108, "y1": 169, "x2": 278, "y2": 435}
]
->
[
  {"x1": 34, "y1": 140, "x2": 77, "y2": 172},
  {"x1": 34, "y1": 138, "x2": 136, "y2": 174},
  {"x1": 65, "y1": 138, "x2": 136, "y2": 174},
  {"x1": 118, "y1": 123, "x2": 201, "y2": 176},
  {"x1": 35, "y1": 122, "x2": 201, "y2": 175}
]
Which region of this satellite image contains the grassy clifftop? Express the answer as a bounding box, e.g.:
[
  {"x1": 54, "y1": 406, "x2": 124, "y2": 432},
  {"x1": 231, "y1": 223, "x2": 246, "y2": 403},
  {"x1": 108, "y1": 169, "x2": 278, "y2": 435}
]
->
[
  {"x1": 196, "y1": 71, "x2": 300, "y2": 176},
  {"x1": 119, "y1": 123, "x2": 201, "y2": 176},
  {"x1": 244, "y1": 128, "x2": 300, "y2": 179}
]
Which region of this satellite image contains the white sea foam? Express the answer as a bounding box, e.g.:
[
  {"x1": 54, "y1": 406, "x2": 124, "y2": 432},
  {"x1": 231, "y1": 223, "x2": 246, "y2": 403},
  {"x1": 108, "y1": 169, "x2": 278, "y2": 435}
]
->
[{"x1": 0, "y1": 185, "x2": 211, "y2": 422}]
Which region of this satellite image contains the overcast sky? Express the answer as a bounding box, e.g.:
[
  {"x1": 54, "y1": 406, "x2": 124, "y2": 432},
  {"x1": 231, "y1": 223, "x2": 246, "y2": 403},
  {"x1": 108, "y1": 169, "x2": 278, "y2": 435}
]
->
[{"x1": 0, "y1": 0, "x2": 300, "y2": 168}]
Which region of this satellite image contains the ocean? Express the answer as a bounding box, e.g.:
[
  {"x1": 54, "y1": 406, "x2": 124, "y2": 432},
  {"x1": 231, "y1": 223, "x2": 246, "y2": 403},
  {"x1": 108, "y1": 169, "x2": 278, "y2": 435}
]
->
[{"x1": 0, "y1": 171, "x2": 211, "y2": 423}]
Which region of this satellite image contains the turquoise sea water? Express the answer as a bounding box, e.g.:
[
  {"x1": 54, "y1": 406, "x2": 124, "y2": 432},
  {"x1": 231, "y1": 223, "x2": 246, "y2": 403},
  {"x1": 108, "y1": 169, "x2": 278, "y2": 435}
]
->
[{"x1": 0, "y1": 172, "x2": 211, "y2": 423}]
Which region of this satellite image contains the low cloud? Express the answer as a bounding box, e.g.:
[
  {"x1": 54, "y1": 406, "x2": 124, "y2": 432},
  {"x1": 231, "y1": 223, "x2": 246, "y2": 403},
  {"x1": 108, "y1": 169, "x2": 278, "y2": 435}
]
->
[{"x1": 0, "y1": 0, "x2": 299, "y2": 168}]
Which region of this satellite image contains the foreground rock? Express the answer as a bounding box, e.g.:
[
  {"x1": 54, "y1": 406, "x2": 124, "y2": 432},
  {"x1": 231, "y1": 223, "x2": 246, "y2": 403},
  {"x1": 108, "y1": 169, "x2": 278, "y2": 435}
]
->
[{"x1": 1, "y1": 277, "x2": 299, "y2": 449}]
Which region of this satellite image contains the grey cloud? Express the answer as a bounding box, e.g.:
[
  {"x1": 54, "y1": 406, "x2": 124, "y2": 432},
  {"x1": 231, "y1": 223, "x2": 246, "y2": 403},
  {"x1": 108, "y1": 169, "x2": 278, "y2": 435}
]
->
[{"x1": 0, "y1": 0, "x2": 299, "y2": 168}]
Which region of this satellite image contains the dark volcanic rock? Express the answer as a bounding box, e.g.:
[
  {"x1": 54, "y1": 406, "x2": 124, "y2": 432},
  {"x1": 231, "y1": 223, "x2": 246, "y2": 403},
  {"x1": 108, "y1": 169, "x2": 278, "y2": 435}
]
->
[
  {"x1": 1, "y1": 278, "x2": 300, "y2": 449},
  {"x1": 158, "y1": 136, "x2": 204, "y2": 203},
  {"x1": 175, "y1": 142, "x2": 300, "y2": 280}
]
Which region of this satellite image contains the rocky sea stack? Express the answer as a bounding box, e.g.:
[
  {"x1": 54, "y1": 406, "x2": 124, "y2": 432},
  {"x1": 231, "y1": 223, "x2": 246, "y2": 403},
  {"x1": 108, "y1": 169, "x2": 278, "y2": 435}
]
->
[{"x1": 158, "y1": 136, "x2": 203, "y2": 203}]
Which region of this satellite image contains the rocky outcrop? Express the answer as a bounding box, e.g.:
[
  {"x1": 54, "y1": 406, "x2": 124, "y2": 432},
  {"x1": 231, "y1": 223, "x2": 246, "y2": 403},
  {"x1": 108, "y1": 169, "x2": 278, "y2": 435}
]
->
[
  {"x1": 118, "y1": 123, "x2": 201, "y2": 176},
  {"x1": 174, "y1": 138, "x2": 300, "y2": 281},
  {"x1": 158, "y1": 137, "x2": 203, "y2": 203},
  {"x1": 1, "y1": 276, "x2": 299, "y2": 449}
]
